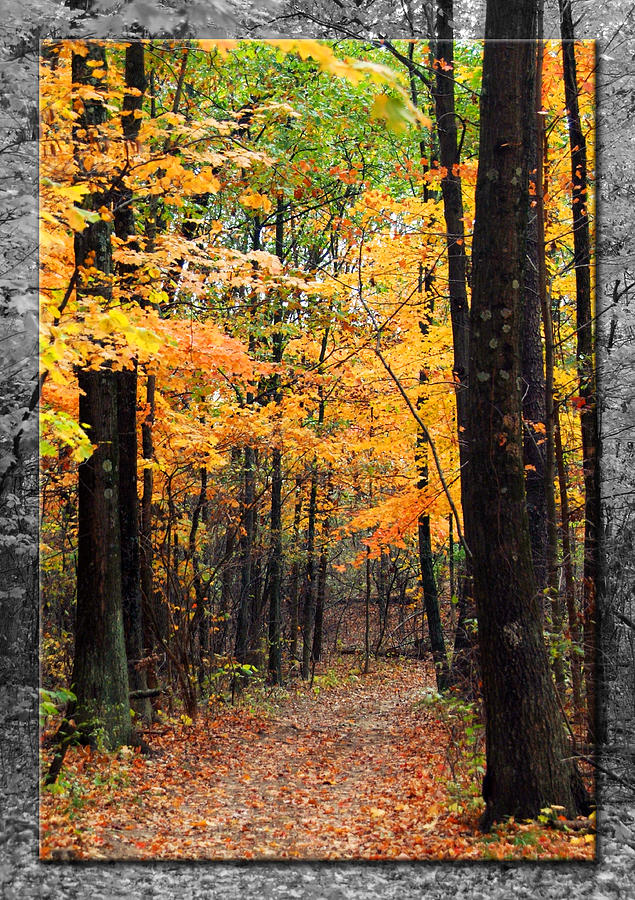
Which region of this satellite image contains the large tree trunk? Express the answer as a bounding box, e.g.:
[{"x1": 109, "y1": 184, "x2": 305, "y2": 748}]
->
[
  {"x1": 559, "y1": 0, "x2": 600, "y2": 744},
  {"x1": 74, "y1": 369, "x2": 133, "y2": 747},
  {"x1": 70, "y1": 43, "x2": 132, "y2": 749},
  {"x1": 466, "y1": 4, "x2": 588, "y2": 828}
]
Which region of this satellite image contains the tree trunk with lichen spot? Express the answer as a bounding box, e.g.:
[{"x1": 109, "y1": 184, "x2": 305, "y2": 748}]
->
[
  {"x1": 74, "y1": 370, "x2": 133, "y2": 747},
  {"x1": 466, "y1": 5, "x2": 588, "y2": 828}
]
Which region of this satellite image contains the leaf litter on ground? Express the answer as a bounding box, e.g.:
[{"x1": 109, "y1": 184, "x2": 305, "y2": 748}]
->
[{"x1": 39, "y1": 657, "x2": 595, "y2": 861}]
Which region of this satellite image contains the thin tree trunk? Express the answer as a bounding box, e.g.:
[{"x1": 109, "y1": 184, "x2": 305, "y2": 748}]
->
[
  {"x1": 364, "y1": 547, "x2": 371, "y2": 675},
  {"x1": 267, "y1": 199, "x2": 285, "y2": 684},
  {"x1": 235, "y1": 445, "x2": 255, "y2": 663},
  {"x1": 301, "y1": 328, "x2": 328, "y2": 680},
  {"x1": 448, "y1": 513, "x2": 454, "y2": 610},
  {"x1": 140, "y1": 372, "x2": 156, "y2": 686},
  {"x1": 559, "y1": 0, "x2": 600, "y2": 744},
  {"x1": 418, "y1": 516, "x2": 449, "y2": 691},
  {"x1": 115, "y1": 42, "x2": 151, "y2": 722},
  {"x1": 217, "y1": 523, "x2": 236, "y2": 656},
  {"x1": 555, "y1": 403, "x2": 584, "y2": 720},
  {"x1": 288, "y1": 477, "x2": 303, "y2": 662},
  {"x1": 433, "y1": 2, "x2": 478, "y2": 689},
  {"x1": 268, "y1": 446, "x2": 283, "y2": 684},
  {"x1": 235, "y1": 218, "x2": 262, "y2": 665},
  {"x1": 312, "y1": 473, "x2": 332, "y2": 664},
  {"x1": 312, "y1": 542, "x2": 328, "y2": 665},
  {"x1": 301, "y1": 468, "x2": 319, "y2": 681},
  {"x1": 417, "y1": 270, "x2": 450, "y2": 691},
  {"x1": 530, "y1": 31, "x2": 565, "y2": 694},
  {"x1": 522, "y1": 32, "x2": 548, "y2": 595}
]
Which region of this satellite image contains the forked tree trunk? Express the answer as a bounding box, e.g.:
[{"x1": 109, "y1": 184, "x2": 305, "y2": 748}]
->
[{"x1": 466, "y1": 4, "x2": 588, "y2": 828}]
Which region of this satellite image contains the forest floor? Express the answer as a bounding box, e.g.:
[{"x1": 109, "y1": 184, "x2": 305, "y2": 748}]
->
[{"x1": 39, "y1": 657, "x2": 595, "y2": 862}]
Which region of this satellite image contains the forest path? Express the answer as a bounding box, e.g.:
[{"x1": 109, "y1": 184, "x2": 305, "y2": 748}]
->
[
  {"x1": 43, "y1": 657, "x2": 471, "y2": 860},
  {"x1": 108, "y1": 657, "x2": 450, "y2": 860},
  {"x1": 39, "y1": 657, "x2": 594, "y2": 861}
]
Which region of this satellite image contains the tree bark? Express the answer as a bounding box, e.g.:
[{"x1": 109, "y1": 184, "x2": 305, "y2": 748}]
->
[
  {"x1": 268, "y1": 446, "x2": 283, "y2": 683},
  {"x1": 466, "y1": 4, "x2": 588, "y2": 828},
  {"x1": 74, "y1": 368, "x2": 133, "y2": 748}
]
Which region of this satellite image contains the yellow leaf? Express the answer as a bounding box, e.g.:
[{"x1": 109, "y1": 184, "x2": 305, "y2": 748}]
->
[
  {"x1": 108, "y1": 307, "x2": 129, "y2": 329},
  {"x1": 371, "y1": 93, "x2": 415, "y2": 133},
  {"x1": 239, "y1": 192, "x2": 273, "y2": 213},
  {"x1": 58, "y1": 183, "x2": 92, "y2": 202},
  {"x1": 66, "y1": 207, "x2": 88, "y2": 232},
  {"x1": 128, "y1": 326, "x2": 161, "y2": 354}
]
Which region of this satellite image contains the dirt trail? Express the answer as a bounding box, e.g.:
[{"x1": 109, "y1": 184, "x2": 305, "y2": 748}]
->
[{"x1": 62, "y1": 659, "x2": 460, "y2": 860}]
